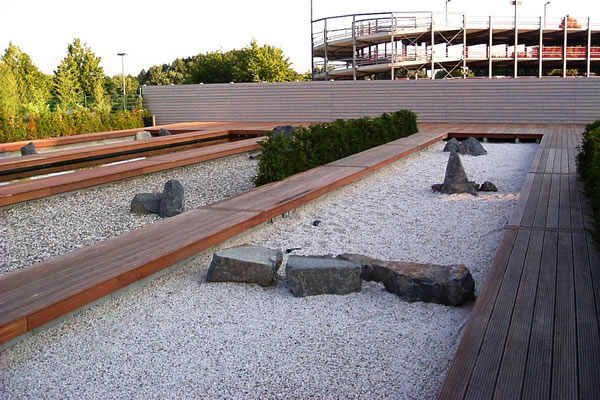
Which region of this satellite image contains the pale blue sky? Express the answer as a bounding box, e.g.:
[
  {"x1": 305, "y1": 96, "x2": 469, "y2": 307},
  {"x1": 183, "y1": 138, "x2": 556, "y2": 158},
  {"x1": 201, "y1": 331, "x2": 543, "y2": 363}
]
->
[{"x1": 0, "y1": 0, "x2": 598, "y2": 77}]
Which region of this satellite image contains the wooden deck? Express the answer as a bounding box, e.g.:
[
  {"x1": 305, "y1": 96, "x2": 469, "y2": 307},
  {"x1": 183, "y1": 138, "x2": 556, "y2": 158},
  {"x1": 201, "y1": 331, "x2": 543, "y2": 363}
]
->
[
  {"x1": 0, "y1": 128, "x2": 446, "y2": 345},
  {"x1": 438, "y1": 124, "x2": 600, "y2": 399}
]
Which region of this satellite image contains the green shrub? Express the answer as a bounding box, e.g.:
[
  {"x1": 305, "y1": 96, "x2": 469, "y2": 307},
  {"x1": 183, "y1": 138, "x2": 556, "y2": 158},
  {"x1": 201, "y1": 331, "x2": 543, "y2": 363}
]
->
[
  {"x1": 254, "y1": 110, "x2": 418, "y2": 186},
  {"x1": 0, "y1": 108, "x2": 145, "y2": 143},
  {"x1": 577, "y1": 120, "x2": 600, "y2": 246}
]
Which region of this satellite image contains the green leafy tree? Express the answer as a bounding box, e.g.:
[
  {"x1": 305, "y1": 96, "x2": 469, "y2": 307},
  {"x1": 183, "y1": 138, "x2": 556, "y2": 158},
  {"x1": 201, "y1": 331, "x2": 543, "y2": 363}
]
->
[
  {"x1": 187, "y1": 51, "x2": 236, "y2": 83},
  {"x1": 53, "y1": 61, "x2": 81, "y2": 110},
  {"x1": 2, "y1": 42, "x2": 51, "y2": 113},
  {"x1": 233, "y1": 40, "x2": 302, "y2": 82}
]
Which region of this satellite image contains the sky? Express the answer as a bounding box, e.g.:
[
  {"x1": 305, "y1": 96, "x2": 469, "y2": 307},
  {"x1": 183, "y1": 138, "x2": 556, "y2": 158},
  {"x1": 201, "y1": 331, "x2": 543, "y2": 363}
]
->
[{"x1": 1, "y1": 0, "x2": 598, "y2": 77}]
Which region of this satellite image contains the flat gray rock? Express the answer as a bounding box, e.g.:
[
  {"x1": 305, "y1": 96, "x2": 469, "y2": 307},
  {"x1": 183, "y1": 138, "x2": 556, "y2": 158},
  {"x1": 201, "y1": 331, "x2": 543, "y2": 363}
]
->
[
  {"x1": 158, "y1": 128, "x2": 171, "y2": 136},
  {"x1": 286, "y1": 255, "x2": 362, "y2": 297},
  {"x1": 459, "y1": 137, "x2": 487, "y2": 156},
  {"x1": 135, "y1": 130, "x2": 152, "y2": 140},
  {"x1": 130, "y1": 193, "x2": 162, "y2": 214},
  {"x1": 20, "y1": 142, "x2": 37, "y2": 156},
  {"x1": 159, "y1": 179, "x2": 185, "y2": 218},
  {"x1": 338, "y1": 253, "x2": 475, "y2": 306},
  {"x1": 440, "y1": 152, "x2": 478, "y2": 195},
  {"x1": 206, "y1": 245, "x2": 283, "y2": 286}
]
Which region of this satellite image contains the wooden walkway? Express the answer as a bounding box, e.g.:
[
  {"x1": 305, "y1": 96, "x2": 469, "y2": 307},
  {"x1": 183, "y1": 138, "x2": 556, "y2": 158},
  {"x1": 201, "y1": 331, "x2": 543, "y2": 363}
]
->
[
  {"x1": 438, "y1": 124, "x2": 600, "y2": 399},
  {"x1": 0, "y1": 129, "x2": 446, "y2": 345}
]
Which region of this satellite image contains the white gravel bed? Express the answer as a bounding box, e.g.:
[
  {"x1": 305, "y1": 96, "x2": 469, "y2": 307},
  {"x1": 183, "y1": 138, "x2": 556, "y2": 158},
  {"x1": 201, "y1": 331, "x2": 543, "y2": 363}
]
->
[
  {"x1": 0, "y1": 154, "x2": 258, "y2": 275},
  {"x1": 0, "y1": 142, "x2": 537, "y2": 399}
]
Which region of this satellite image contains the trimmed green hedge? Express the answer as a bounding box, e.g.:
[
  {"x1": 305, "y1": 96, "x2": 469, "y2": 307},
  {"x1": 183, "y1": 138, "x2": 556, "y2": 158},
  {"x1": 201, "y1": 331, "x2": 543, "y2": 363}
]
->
[
  {"x1": 254, "y1": 110, "x2": 418, "y2": 186},
  {"x1": 0, "y1": 109, "x2": 147, "y2": 143},
  {"x1": 577, "y1": 120, "x2": 600, "y2": 245}
]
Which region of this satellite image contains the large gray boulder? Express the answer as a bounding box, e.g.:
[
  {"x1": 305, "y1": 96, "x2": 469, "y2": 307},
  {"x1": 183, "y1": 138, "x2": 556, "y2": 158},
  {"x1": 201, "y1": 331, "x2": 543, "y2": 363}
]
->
[
  {"x1": 135, "y1": 130, "x2": 152, "y2": 140},
  {"x1": 479, "y1": 181, "x2": 498, "y2": 192},
  {"x1": 20, "y1": 142, "x2": 37, "y2": 156},
  {"x1": 443, "y1": 138, "x2": 461, "y2": 153},
  {"x1": 158, "y1": 128, "x2": 171, "y2": 136},
  {"x1": 272, "y1": 125, "x2": 297, "y2": 139},
  {"x1": 286, "y1": 255, "x2": 362, "y2": 297},
  {"x1": 206, "y1": 245, "x2": 283, "y2": 286},
  {"x1": 130, "y1": 193, "x2": 162, "y2": 214},
  {"x1": 440, "y1": 152, "x2": 478, "y2": 195},
  {"x1": 338, "y1": 253, "x2": 475, "y2": 306},
  {"x1": 159, "y1": 179, "x2": 185, "y2": 218},
  {"x1": 459, "y1": 137, "x2": 487, "y2": 156}
]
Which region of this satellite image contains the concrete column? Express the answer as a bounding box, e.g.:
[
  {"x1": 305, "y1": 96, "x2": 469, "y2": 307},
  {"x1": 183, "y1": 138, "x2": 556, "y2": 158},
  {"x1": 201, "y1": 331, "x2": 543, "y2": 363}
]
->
[
  {"x1": 587, "y1": 17, "x2": 592, "y2": 78},
  {"x1": 324, "y1": 19, "x2": 329, "y2": 80},
  {"x1": 563, "y1": 15, "x2": 567, "y2": 78},
  {"x1": 352, "y1": 16, "x2": 357, "y2": 81},
  {"x1": 539, "y1": 16, "x2": 543, "y2": 78},
  {"x1": 514, "y1": 6, "x2": 519, "y2": 78},
  {"x1": 463, "y1": 15, "x2": 467, "y2": 79},
  {"x1": 431, "y1": 13, "x2": 435, "y2": 79},
  {"x1": 489, "y1": 16, "x2": 493, "y2": 78}
]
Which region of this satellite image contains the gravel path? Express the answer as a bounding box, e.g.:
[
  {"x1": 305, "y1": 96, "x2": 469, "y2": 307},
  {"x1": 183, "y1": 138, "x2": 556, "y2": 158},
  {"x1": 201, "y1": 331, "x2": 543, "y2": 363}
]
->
[
  {"x1": 0, "y1": 142, "x2": 537, "y2": 399},
  {"x1": 0, "y1": 154, "x2": 258, "y2": 275}
]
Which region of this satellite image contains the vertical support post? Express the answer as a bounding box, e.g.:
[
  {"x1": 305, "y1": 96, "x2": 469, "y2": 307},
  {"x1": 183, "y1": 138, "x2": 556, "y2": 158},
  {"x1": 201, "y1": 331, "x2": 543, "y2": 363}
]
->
[
  {"x1": 352, "y1": 15, "x2": 357, "y2": 81},
  {"x1": 539, "y1": 16, "x2": 544, "y2": 78},
  {"x1": 587, "y1": 17, "x2": 592, "y2": 77},
  {"x1": 463, "y1": 14, "x2": 467, "y2": 79},
  {"x1": 489, "y1": 16, "x2": 493, "y2": 78},
  {"x1": 324, "y1": 18, "x2": 329, "y2": 80},
  {"x1": 391, "y1": 14, "x2": 396, "y2": 80},
  {"x1": 514, "y1": 3, "x2": 519, "y2": 79},
  {"x1": 563, "y1": 15, "x2": 567, "y2": 77},
  {"x1": 310, "y1": 0, "x2": 314, "y2": 81},
  {"x1": 431, "y1": 13, "x2": 435, "y2": 79}
]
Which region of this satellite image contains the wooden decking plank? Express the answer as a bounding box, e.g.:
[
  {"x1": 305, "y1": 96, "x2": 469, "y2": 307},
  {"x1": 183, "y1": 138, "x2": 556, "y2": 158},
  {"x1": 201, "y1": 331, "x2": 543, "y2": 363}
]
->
[
  {"x1": 552, "y1": 232, "x2": 577, "y2": 400},
  {"x1": 545, "y1": 148, "x2": 556, "y2": 174},
  {"x1": 520, "y1": 173, "x2": 544, "y2": 227},
  {"x1": 578, "y1": 179, "x2": 595, "y2": 232},
  {"x1": 509, "y1": 173, "x2": 535, "y2": 227},
  {"x1": 438, "y1": 229, "x2": 518, "y2": 400},
  {"x1": 546, "y1": 174, "x2": 561, "y2": 229},
  {"x1": 532, "y1": 148, "x2": 550, "y2": 174},
  {"x1": 533, "y1": 174, "x2": 552, "y2": 228},
  {"x1": 493, "y1": 230, "x2": 544, "y2": 399},
  {"x1": 521, "y1": 231, "x2": 558, "y2": 400},
  {"x1": 587, "y1": 233, "x2": 600, "y2": 334},
  {"x1": 464, "y1": 230, "x2": 531, "y2": 400},
  {"x1": 569, "y1": 174, "x2": 585, "y2": 230},
  {"x1": 573, "y1": 232, "x2": 600, "y2": 399},
  {"x1": 327, "y1": 144, "x2": 416, "y2": 168},
  {"x1": 559, "y1": 174, "x2": 571, "y2": 230},
  {"x1": 560, "y1": 148, "x2": 570, "y2": 174}
]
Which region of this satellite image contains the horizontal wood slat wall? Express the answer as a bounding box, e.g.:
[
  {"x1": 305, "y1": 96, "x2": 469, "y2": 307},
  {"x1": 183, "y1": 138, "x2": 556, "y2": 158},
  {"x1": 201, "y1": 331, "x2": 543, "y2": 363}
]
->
[{"x1": 142, "y1": 79, "x2": 600, "y2": 125}]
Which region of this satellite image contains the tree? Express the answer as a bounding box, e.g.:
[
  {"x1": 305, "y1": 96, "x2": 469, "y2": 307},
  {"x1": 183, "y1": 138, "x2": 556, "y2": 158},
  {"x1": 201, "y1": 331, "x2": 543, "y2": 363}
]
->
[
  {"x1": 2, "y1": 42, "x2": 51, "y2": 113},
  {"x1": 187, "y1": 51, "x2": 235, "y2": 83},
  {"x1": 233, "y1": 40, "x2": 302, "y2": 82},
  {"x1": 53, "y1": 61, "x2": 81, "y2": 110}
]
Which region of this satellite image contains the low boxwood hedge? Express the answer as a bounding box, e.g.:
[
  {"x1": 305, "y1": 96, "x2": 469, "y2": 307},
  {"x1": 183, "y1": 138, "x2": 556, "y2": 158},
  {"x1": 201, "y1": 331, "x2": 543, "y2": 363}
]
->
[
  {"x1": 577, "y1": 120, "x2": 600, "y2": 246},
  {"x1": 254, "y1": 110, "x2": 418, "y2": 186}
]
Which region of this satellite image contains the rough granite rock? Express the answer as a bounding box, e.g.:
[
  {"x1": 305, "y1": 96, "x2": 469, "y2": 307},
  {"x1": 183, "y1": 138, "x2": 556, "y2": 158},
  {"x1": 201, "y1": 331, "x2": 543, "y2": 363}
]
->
[
  {"x1": 159, "y1": 179, "x2": 185, "y2": 218},
  {"x1": 286, "y1": 255, "x2": 362, "y2": 297},
  {"x1": 443, "y1": 138, "x2": 461, "y2": 153},
  {"x1": 135, "y1": 130, "x2": 152, "y2": 140},
  {"x1": 479, "y1": 181, "x2": 498, "y2": 192},
  {"x1": 206, "y1": 244, "x2": 283, "y2": 286},
  {"x1": 130, "y1": 193, "x2": 162, "y2": 214},
  {"x1": 459, "y1": 137, "x2": 487, "y2": 156},
  {"x1": 440, "y1": 152, "x2": 478, "y2": 195},
  {"x1": 272, "y1": 125, "x2": 297, "y2": 139},
  {"x1": 20, "y1": 142, "x2": 37, "y2": 156},
  {"x1": 337, "y1": 253, "x2": 475, "y2": 306},
  {"x1": 158, "y1": 128, "x2": 171, "y2": 136},
  {"x1": 431, "y1": 184, "x2": 443, "y2": 192}
]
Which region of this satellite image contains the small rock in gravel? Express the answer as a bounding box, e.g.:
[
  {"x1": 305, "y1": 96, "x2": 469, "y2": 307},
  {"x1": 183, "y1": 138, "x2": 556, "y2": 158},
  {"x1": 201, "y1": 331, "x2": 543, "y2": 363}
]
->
[
  {"x1": 286, "y1": 255, "x2": 362, "y2": 297},
  {"x1": 443, "y1": 138, "x2": 460, "y2": 153},
  {"x1": 20, "y1": 142, "x2": 37, "y2": 156},
  {"x1": 206, "y1": 244, "x2": 283, "y2": 286},
  {"x1": 135, "y1": 131, "x2": 152, "y2": 140},
  {"x1": 431, "y1": 184, "x2": 442, "y2": 192},
  {"x1": 440, "y1": 152, "x2": 478, "y2": 196},
  {"x1": 248, "y1": 152, "x2": 261, "y2": 160},
  {"x1": 459, "y1": 137, "x2": 487, "y2": 156},
  {"x1": 479, "y1": 181, "x2": 498, "y2": 192},
  {"x1": 158, "y1": 128, "x2": 171, "y2": 136},
  {"x1": 130, "y1": 193, "x2": 163, "y2": 214},
  {"x1": 285, "y1": 247, "x2": 302, "y2": 254},
  {"x1": 159, "y1": 180, "x2": 185, "y2": 218},
  {"x1": 312, "y1": 220, "x2": 321, "y2": 226}
]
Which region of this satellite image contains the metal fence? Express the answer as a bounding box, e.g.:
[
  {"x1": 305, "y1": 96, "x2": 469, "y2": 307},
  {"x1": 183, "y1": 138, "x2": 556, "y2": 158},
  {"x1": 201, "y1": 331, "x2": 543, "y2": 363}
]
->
[{"x1": 142, "y1": 79, "x2": 600, "y2": 125}]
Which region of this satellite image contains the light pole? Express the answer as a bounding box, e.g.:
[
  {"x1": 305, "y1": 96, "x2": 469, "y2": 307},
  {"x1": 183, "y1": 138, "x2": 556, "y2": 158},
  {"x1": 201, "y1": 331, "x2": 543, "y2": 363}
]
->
[
  {"x1": 117, "y1": 52, "x2": 127, "y2": 111},
  {"x1": 310, "y1": 0, "x2": 314, "y2": 81},
  {"x1": 512, "y1": 0, "x2": 521, "y2": 78},
  {"x1": 544, "y1": 1, "x2": 551, "y2": 28},
  {"x1": 445, "y1": 0, "x2": 451, "y2": 26}
]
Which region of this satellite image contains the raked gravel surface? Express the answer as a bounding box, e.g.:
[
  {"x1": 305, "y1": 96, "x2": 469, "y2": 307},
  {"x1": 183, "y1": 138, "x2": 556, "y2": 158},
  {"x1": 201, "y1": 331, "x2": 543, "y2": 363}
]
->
[{"x1": 0, "y1": 141, "x2": 538, "y2": 399}]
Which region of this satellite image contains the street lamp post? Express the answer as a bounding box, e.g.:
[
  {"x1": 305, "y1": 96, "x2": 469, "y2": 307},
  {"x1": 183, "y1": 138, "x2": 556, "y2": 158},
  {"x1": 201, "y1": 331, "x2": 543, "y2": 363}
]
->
[
  {"x1": 544, "y1": 1, "x2": 551, "y2": 28},
  {"x1": 117, "y1": 53, "x2": 127, "y2": 111},
  {"x1": 512, "y1": 0, "x2": 521, "y2": 78},
  {"x1": 445, "y1": 0, "x2": 451, "y2": 26}
]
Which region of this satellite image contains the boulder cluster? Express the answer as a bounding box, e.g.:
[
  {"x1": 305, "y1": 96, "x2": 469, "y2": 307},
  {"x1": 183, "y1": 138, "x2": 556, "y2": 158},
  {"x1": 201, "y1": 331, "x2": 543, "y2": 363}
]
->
[
  {"x1": 206, "y1": 244, "x2": 475, "y2": 307},
  {"x1": 130, "y1": 179, "x2": 185, "y2": 218}
]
